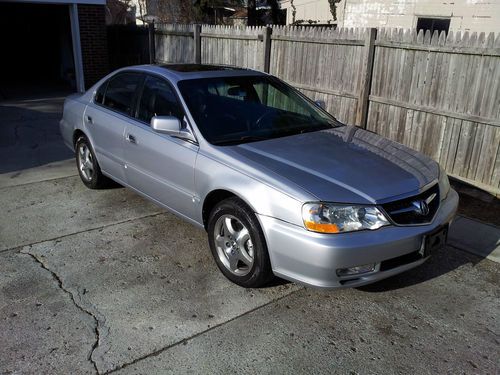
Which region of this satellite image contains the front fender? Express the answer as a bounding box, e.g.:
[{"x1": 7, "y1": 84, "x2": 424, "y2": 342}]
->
[{"x1": 195, "y1": 152, "x2": 305, "y2": 227}]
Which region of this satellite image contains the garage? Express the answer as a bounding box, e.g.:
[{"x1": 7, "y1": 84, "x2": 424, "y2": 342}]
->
[{"x1": 0, "y1": 0, "x2": 108, "y2": 100}]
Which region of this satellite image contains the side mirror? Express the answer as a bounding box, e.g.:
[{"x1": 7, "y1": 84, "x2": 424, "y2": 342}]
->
[
  {"x1": 315, "y1": 100, "x2": 326, "y2": 109},
  {"x1": 151, "y1": 115, "x2": 181, "y2": 134},
  {"x1": 151, "y1": 116, "x2": 196, "y2": 143}
]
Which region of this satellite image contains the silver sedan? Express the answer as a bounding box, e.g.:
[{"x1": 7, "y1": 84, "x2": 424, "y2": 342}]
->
[{"x1": 60, "y1": 64, "x2": 458, "y2": 288}]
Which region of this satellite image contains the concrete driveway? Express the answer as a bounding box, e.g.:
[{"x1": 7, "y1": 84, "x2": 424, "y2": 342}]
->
[{"x1": 0, "y1": 98, "x2": 498, "y2": 375}]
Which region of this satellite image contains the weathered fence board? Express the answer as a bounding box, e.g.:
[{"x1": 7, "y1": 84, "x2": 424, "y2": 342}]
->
[
  {"x1": 369, "y1": 28, "x2": 500, "y2": 193},
  {"x1": 269, "y1": 26, "x2": 366, "y2": 125},
  {"x1": 154, "y1": 23, "x2": 500, "y2": 194},
  {"x1": 155, "y1": 24, "x2": 194, "y2": 63},
  {"x1": 200, "y1": 25, "x2": 265, "y2": 70}
]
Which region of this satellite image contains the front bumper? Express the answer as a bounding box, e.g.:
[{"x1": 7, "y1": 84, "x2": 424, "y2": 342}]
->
[{"x1": 258, "y1": 189, "x2": 459, "y2": 289}]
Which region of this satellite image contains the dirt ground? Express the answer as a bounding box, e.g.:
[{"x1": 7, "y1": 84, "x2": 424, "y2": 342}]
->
[{"x1": 452, "y1": 179, "x2": 500, "y2": 227}]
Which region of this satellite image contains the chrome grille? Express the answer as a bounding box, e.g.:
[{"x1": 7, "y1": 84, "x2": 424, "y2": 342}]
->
[{"x1": 382, "y1": 184, "x2": 440, "y2": 225}]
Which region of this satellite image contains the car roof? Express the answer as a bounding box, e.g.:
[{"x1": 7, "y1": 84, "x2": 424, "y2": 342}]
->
[
  {"x1": 123, "y1": 64, "x2": 267, "y2": 83},
  {"x1": 159, "y1": 64, "x2": 244, "y2": 73}
]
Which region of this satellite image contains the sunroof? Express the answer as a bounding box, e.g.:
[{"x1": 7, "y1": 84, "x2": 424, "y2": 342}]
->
[{"x1": 159, "y1": 64, "x2": 243, "y2": 73}]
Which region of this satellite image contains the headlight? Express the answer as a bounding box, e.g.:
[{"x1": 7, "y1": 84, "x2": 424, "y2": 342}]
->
[
  {"x1": 302, "y1": 202, "x2": 390, "y2": 234},
  {"x1": 438, "y1": 165, "x2": 450, "y2": 200}
]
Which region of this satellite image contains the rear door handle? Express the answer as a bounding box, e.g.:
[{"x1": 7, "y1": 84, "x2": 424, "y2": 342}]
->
[
  {"x1": 85, "y1": 115, "x2": 93, "y2": 124},
  {"x1": 126, "y1": 133, "x2": 136, "y2": 144}
]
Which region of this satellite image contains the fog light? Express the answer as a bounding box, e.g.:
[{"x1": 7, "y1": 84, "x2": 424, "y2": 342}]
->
[{"x1": 336, "y1": 263, "x2": 376, "y2": 277}]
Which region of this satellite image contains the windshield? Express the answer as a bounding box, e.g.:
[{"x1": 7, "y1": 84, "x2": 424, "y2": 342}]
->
[{"x1": 177, "y1": 75, "x2": 339, "y2": 145}]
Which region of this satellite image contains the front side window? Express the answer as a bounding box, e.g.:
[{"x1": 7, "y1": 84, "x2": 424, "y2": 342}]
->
[
  {"x1": 102, "y1": 72, "x2": 142, "y2": 116},
  {"x1": 137, "y1": 75, "x2": 183, "y2": 124},
  {"x1": 177, "y1": 75, "x2": 338, "y2": 145}
]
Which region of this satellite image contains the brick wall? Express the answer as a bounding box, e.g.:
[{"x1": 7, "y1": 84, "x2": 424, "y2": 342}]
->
[{"x1": 78, "y1": 4, "x2": 109, "y2": 89}]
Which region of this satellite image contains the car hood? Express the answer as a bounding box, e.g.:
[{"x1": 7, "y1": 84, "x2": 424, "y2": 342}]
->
[{"x1": 227, "y1": 126, "x2": 439, "y2": 204}]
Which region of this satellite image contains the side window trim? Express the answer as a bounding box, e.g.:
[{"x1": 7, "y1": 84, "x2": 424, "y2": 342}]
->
[
  {"x1": 94, "y1": 79, "x2": 109, "y2": 105},
  {"x1": 132, "y1": 74, "x2": 147, "y2": 120}
]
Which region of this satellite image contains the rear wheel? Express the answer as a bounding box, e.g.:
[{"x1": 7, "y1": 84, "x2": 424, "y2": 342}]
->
[
  {"x1": 208, "y1": 197, "x2": 273, "y2": 288},
  {"x1": 75, "y1": 135, "x2": 111, "y2": 189}
]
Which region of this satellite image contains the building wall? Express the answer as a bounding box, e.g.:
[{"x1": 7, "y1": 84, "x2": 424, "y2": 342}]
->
[
  {"x1": 78, "y1": 4, "x2": 109, "y2": 88},
  {"x1": 279, "y1": 0, "x2": 500, "y2": 32},
  {"x1": 280, "y1": 0, "x2": 334, "y2": 24}
]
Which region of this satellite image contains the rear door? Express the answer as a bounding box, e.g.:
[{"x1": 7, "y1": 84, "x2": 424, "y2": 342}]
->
[
  {"x1": 123, "y1": 74, "x2": 199, "y2": 220},
  {"x1": 84, "y1": 72, "x2": 143, "y2": 182}
]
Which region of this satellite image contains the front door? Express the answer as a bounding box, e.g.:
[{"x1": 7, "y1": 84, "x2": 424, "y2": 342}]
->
[{"x1": 123, "y1": 74, "x2": 199, "y2": 220}]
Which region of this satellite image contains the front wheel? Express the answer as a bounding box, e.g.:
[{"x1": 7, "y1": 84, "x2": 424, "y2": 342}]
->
[{"x1": 207, "y1": 197, "x2": 273, "y2": 288}]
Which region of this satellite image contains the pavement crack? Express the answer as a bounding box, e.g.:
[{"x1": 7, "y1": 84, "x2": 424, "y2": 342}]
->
[
  {"x1": 104, "y1": 287, "x2": 303, "y2": 374},
  {"x1": 0, "y1": 211, "x2": 165, "y2": 254},
  {"x1": 21, "y1": 250, "x2": 103, "y2": 375}
]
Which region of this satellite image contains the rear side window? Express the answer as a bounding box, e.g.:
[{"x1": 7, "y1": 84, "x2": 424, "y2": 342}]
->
[{"x1": 102, "y1": 73, "x2": 142, "y2": 116}]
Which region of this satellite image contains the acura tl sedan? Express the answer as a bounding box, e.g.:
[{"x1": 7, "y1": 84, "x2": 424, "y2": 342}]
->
[{"x1": 60, "y1": 64, "x2": 458, "y2": 289}]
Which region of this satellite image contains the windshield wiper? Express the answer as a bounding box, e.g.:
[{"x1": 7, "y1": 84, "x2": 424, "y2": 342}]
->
[
  {"x1": 212, "y1": 124, "x2": 332, "y2": 146},
  {"x1": 299, "y1": 125, "x2": 330, "y2": 134},
  {"x1": 279, "y1": 124, "x2": 330, "y2": 138},
  {"x1": 212, "y1": 135, "x2": 269, "y2": 146}
]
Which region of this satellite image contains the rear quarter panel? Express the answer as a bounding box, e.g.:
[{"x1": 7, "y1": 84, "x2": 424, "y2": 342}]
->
[{"x1": 59, "y1": 93, "x2": 87, "y2": 150}]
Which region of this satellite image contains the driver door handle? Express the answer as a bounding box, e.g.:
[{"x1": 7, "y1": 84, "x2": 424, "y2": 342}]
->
[{"x1": 126, "y1": 134, "x2": 136, "y2": 144}]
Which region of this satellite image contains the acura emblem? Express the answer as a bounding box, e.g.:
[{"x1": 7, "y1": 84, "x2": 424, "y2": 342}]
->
[{"x1": 412, "y1": 200, "x2": 430, "y2": 215}]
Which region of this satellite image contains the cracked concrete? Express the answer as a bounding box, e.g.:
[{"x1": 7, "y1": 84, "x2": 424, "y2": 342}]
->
[
  {"x1": 22, "y1": 213, "x2": 299, "y2": 373},
  {"x1": 21, "y1": 250, "x2": 102, "y2": 373},
  {"x1": 0, "y1": 251, "x2": 96, "y2": 374},
  {"x1": 113, "y1": 246, "x2": 500, "y2": 375},
  {"x1": 0, "y1": 175, "x2": 162, "y2": 252}
]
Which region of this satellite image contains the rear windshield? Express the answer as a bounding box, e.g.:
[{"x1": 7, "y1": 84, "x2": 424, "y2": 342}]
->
[{"x1": 177, "y1": 75, "x2": 338, "y2": 145}]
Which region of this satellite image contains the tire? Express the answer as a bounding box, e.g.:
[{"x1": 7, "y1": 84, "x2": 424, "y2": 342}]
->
[
  {"x1": 207, "y1": 197, "x2": 273, "y2": 288},
  {"x1": 75, "y1": 135, "x2": 111, "y2": 189}
]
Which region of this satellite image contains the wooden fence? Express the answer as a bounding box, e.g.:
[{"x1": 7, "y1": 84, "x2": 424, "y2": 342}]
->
[
  {"x1": 107, "y1": 24, "x2": 151, "y2": 70},
  {"x1": 154, "y1": 24, "x2": 500, "y2": 194}
]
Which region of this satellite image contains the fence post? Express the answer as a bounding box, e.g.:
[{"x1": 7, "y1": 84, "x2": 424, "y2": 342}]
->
[
  {"x1": 356, "y1": 27, "x2": 377, "y2": 129},
  {"x1": 194, "y1": 24, "x2": 202, "y2": 64},
  {"x1": 262, "y1": 26, "x2": 272, "y2": 73},
  {"x1": 148, "y1": 21, "x2": 155, "y2": 64}
]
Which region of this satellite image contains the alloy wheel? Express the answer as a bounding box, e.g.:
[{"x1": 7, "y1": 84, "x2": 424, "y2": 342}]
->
[
  {"x1": 78, "y1": 143, "x2": 94, "y2": 182},
  {"x1": 213, "y1": 214, "x2": 254, "y2": 276}
]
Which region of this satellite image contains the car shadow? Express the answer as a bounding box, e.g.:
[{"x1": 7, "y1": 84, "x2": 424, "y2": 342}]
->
[
  {"x1": 265, "y1": 277, "x2": 291, "y2": 288},
  {"x1": 101, "y1": 180, "x2": 123, "y2": 189},
  {"x1": 358, "y1": 182, "x2": 500, "y2": 293},
  {"x1": 357, "y1": 244, "x2": 483, "y2": 293}
]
